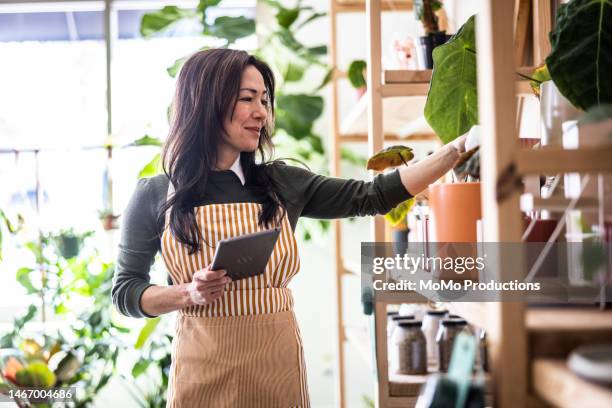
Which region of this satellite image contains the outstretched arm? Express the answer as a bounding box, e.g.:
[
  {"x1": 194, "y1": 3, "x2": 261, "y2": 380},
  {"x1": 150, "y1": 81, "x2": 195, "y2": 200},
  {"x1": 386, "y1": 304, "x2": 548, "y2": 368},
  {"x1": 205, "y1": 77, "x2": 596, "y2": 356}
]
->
[{"x1": 398, "y1": 135, "x2": 466, "y2": 196}]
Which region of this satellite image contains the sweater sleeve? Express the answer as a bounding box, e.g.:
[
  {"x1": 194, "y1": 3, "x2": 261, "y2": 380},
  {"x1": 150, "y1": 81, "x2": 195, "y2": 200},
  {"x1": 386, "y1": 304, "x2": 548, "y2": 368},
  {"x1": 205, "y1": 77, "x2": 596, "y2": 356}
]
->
[
  {"x1": 111, "y1": 176, "x2": 166, "y2": 318},
  {"x1": 269, "y1": 162, "x2": 413, "y2": 219}
]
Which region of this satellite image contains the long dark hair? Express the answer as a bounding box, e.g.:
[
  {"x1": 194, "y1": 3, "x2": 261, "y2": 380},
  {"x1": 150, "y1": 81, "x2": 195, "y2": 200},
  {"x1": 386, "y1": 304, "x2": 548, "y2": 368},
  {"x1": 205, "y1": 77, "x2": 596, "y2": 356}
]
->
[{"x1": 158, "y1": 49, "x2": 285, "y2": 254}]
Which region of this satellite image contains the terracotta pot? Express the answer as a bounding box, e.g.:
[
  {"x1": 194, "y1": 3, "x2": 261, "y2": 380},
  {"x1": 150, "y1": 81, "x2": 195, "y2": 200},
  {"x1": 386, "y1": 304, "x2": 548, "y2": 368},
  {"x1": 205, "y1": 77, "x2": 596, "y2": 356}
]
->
[{"x1": 429, "y1": 182, "x2": 481, "y2": 242}]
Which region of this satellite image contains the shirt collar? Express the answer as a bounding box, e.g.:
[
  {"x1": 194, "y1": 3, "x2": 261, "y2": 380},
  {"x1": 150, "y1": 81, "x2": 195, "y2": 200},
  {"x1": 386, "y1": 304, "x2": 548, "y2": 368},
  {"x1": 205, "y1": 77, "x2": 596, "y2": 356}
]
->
[{"x1": 229, "y1": 155, "x2": 246, "y2": 186}]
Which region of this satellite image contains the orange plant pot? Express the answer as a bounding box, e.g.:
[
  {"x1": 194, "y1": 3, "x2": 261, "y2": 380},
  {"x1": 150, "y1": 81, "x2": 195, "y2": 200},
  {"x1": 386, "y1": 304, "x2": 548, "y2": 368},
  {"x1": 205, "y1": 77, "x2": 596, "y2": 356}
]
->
[{"x1": 429, "y1": 182, "x2": 481, "y2": 242}]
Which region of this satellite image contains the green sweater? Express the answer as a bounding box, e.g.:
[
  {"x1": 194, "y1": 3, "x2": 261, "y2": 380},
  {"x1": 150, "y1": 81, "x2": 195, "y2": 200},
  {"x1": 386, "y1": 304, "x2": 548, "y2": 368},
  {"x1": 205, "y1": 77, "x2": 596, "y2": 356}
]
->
[{"x1": 111, "y1": 162, "x2": 412, "y2": 318}]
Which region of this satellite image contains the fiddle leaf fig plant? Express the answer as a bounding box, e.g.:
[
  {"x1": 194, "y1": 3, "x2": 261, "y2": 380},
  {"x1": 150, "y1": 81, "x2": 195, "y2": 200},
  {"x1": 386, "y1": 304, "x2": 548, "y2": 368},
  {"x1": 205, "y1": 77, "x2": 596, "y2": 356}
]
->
[
  {"x1": 546, "y1": 0, "x2": 612, "y2": 110},
  {"x1": 424, "y1": 15, "x2": 477, "y2": 143}
]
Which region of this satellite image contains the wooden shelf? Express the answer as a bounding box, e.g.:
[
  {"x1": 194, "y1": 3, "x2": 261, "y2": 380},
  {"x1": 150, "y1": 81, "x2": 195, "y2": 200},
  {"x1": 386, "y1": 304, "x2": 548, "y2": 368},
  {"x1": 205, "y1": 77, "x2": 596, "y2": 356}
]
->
[
  {"x1": 517, "y1": 146, "x2": 612, "y2": 174},
  {"x1": 389, "y1": 369, "x2": 493, "y2": 397},
  {"x1": 533, "y1": 358, "x2": 612, "y2": 408},
  {"x1": 334, "y1": 0, "x2": 412, "y2": 13},
  {"x1": 528, "y1": 307, "x2": 612, "y2": 358}
]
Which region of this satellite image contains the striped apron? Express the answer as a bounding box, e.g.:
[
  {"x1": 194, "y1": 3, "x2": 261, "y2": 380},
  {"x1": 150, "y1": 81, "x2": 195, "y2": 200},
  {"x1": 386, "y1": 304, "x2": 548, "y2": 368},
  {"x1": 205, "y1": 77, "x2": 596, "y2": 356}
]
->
[{"x1": 161, "y1": 201, "x2": 310, "y2": 408}]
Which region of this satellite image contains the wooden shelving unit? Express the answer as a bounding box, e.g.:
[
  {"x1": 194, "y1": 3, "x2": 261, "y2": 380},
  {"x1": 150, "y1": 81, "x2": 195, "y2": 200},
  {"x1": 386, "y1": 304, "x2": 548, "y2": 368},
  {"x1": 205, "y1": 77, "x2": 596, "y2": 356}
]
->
[
  {"x1": 354, "y1": 1, "x2": 612, "y2": 408},
  {"x1": 327, "y1": 1, "x2": 438, "y2": 407},
  {"x1": 329, "y1": 0, "x2": 610, "y2": 407}
]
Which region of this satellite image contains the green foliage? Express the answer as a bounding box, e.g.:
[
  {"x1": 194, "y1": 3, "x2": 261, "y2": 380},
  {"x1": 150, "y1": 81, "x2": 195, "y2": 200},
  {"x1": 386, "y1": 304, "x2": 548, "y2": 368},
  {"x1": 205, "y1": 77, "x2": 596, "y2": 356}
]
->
[
  {"x1": 546, "y1": 0, "x2": 612, "y2": 110},
  {"x1": 424, "y1": 15, "x2": 478, "y2": 143},
  {"x1": 0, "y1": 208, "x2": 23, "y2": 261},
  {"x1": 347, "y1": 60, "x2": 367, "y2": 89},
  {"x1": 135, "y1": 318, "x2": 161, "y2": 349},
  {"x1": 384, "y1": 199, "x2": 415, "y2": 226},
  {"x1": 139, "y1": 153, "x2": 162, "y2": 179},
  {"x1": 140, "y1": 6, "x2": 196, "y2": 37},
  {"x1": 204, "y1": 16, "x2": 255, "y2": 44},
  {"x1": 15, "y1": 361, "x2": 56, "y2": 388},
  {"x1": 133, "y1": 135, "x2": 163, "y2": 147}
]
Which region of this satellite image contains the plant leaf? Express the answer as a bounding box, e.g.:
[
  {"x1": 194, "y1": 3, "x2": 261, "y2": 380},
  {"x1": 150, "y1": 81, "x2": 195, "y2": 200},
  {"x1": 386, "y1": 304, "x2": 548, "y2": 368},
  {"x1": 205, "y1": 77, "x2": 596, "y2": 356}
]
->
[
  {"x1": 206, "y1": 16, "x2": 255, "y2": 43},
  {"x1": 277, "y1": 8, "x2": 300, "y2": 29},
  {"x1": 197, "y1": 0, "x2": 222, "y2": 13},
  {"x1": 140, "y1": 6, "x2": 194, "y2": 37},
  {"x1": 295, "y1": 11, "x2": 326, "y2": 31},
  {"x1": 424, "y1": 15, "x2": 478, "y2": 143},
  {"x1": 546, "y1": 0, "x2": 612, "y2": 110},
  {"x1": 347, "y1": 60, "x2": 367, "y2": 89},
  {"x1": 314, "y1": 67, "x2": 334, "y2": 92},
  {"x1": 138, "y1": 153, "x2": 161, "y2": 179},
  {"x1": 525, "y1": 64, "x2": 551, "y2": 98},
  {"x1": 385, "y1": 199, "x2": 415, "y2": 226},
  {"x1": 15, "y1": 362, "x2": 56, "y2": 388},
  {"x1": 275, "y1": 94, "x2": 324, "y2": 137},
  {"x1": 366, "y1": 145, "x2": 414, "y2": 171},
  {"x1": 16, "y1": 267, "x2": 37, "y2": 294},
  {"x1": 132, "y1": 135, "x2": 162, "y2": 147},
  {"x1": 135, "y1": 317, "x2": 161, "y2": 349}
]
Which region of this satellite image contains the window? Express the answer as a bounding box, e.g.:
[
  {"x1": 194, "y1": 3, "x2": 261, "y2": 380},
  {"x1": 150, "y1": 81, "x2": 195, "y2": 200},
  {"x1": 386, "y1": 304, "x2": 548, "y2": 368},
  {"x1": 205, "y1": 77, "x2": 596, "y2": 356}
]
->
[{"x1": 0, "y1": 0, "x2": 257, "y2": 318}]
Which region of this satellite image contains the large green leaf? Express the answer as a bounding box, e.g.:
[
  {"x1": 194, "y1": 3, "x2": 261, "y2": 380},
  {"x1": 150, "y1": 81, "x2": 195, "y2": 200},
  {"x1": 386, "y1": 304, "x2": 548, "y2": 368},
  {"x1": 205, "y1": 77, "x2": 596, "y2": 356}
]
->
[
  {"x1": 275, "y1": 94, "x2": 323, "y2": 137},
  {"x1": 424, "y1": 15, "x2": 478, "y2": 143},
  {"x1": 140, "y1": 6, "x2": 194, "y2": 37},
  {"x1": 546, "y1": 0, "x2": 612, "y2": 110},
  {"x1": 206, "y1": 16, "x2": 255, "y2": 43}
]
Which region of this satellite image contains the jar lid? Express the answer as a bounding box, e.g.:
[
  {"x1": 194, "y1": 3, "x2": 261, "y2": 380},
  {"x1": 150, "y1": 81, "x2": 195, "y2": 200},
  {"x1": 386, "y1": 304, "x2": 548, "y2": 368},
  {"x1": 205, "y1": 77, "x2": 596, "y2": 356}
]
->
[
  {"x1": 387, "y1": 311, "x2": 400, "y2": 317},
  {"x1": 392, "y1": 315, "x2": 415, "y2": 321},
  {"x1": 441, "y1": 318, "x2": 467, "y2": 326},
  {"x1": 398, "y1": 320, "x2": 423, "y2": 328},
  {"x1": 448, "y1": 314, "x2": 461, "y2": 319},
  {"x1": 426, "y1": 310, "x2": 448, "y2": 316}
]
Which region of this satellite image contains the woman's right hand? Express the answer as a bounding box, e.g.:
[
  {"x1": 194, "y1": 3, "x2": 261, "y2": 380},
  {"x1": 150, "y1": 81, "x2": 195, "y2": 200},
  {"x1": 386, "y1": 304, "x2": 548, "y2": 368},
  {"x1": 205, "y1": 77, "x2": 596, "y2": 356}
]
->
[{"x1": 187, "y1": 266, "x2": 232, "y2": 305}]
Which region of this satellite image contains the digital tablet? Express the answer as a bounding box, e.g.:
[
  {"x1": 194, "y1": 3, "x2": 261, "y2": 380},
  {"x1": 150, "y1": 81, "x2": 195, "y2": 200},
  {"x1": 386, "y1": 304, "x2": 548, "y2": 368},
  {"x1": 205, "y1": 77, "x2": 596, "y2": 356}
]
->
[{"x1": 210, "y1": 228, "x2": 281, "y2": 281}]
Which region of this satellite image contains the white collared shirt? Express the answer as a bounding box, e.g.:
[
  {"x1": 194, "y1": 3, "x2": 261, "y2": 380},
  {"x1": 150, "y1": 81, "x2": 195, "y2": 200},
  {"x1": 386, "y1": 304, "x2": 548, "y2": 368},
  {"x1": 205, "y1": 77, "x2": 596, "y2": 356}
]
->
[{"x1": 229, "y1": 155, "x2": 246, "y2": 186}]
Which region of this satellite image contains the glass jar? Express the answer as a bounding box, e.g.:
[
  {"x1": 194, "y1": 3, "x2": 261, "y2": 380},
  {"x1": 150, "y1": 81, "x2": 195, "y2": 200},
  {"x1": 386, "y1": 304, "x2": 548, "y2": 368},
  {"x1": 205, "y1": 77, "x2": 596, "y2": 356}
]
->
[
  {"x1": 436, "y1": 318, "x2": 469, "y2": 372},
  {"x1": 392, "y1": 320, "x2": 427, "y2": 375},
  {"x1": 422, "y1": 309, "x2": 447, "y2": 366},
  {"x1": 388, "y1": 315, "x2": 415, "y2": 366}
]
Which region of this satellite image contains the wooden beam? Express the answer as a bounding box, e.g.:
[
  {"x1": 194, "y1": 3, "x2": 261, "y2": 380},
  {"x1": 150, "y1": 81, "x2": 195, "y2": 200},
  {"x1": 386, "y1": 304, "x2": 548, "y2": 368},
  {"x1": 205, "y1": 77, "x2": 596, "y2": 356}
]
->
[
  {"x1": 516, "y1": 147, "x2": 612, "y2": 174},
  {"x1": 514, "y1": 0, "x2": 531, "y2": 65},
  {"x1": 328, "y1": 1, "x2": 346, "y2": 407},
  {"x1": 532, "y1": 0, "x2": 552, "y2": 65},
  {"x1": 334, "y1": 0, "x2": 412, "y2": 13},
  {"x1": 477, "y1": 2, "x2": 527, "y2": 408}
]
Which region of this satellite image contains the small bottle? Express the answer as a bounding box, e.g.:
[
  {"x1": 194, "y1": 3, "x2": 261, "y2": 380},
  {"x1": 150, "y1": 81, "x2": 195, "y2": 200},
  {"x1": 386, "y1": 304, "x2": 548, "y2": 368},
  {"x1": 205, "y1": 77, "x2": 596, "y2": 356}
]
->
[
  {"x1": 393, "y1": 320, "x2": 427, "y2": 375},
  {"x1": 436, "y1": 318, "x2": 469, "y2": 372},
  {"x1": 422, "y1": 309, "x2": 447, "y2": 366},
  {"x1": 388, "y1": 315, "x2": 415, "y2": 370}
]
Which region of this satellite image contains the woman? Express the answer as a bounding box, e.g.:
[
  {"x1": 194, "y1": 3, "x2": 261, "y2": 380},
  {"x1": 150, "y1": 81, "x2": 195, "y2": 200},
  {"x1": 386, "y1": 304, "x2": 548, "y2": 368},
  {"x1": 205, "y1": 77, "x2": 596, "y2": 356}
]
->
[{"x1": 111, "y1": 48, "x2": 465, "y2": 407}]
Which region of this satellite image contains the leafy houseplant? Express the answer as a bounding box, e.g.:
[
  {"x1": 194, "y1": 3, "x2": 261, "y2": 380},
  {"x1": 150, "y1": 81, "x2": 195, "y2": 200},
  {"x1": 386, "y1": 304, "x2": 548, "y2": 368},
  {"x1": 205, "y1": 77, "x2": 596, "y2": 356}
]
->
[{"x1": 414, "y1": 0, "x2": 451, "y2": 69}]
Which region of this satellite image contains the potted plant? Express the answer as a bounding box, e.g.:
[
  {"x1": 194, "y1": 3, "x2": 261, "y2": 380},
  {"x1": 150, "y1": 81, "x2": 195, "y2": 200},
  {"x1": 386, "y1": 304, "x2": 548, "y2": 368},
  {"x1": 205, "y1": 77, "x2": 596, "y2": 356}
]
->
[
  {"x1": 414, "y1": 0, "x2": 451, "y2": 69},
  {"x1": 52, "y1": 228, "x2": 93, "y2": 259}
]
